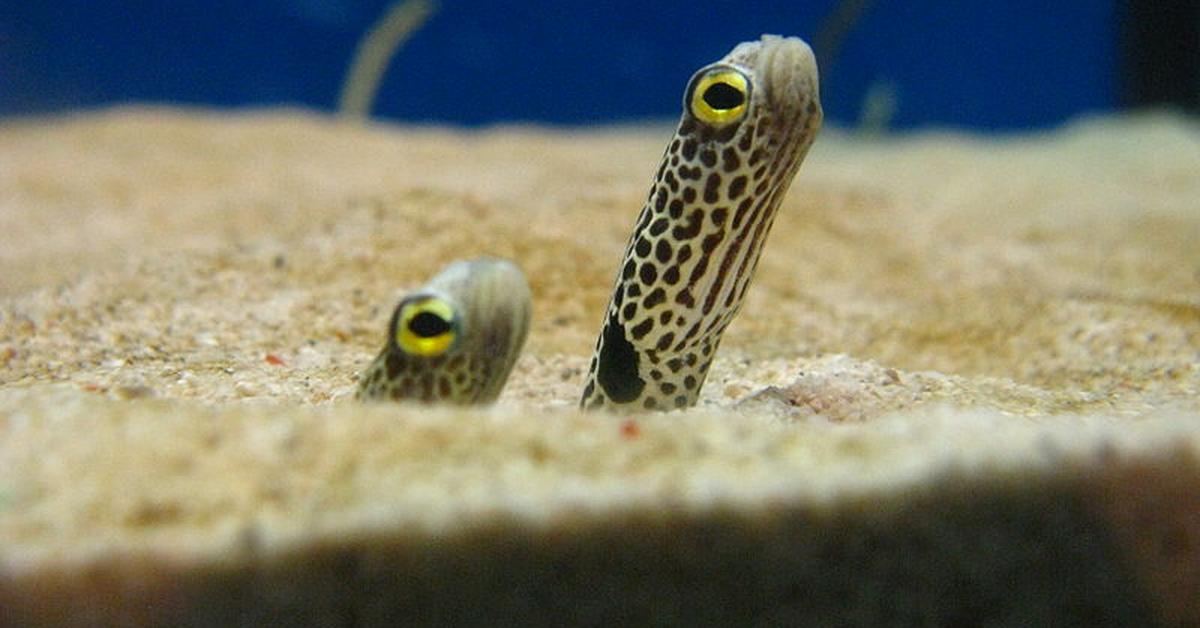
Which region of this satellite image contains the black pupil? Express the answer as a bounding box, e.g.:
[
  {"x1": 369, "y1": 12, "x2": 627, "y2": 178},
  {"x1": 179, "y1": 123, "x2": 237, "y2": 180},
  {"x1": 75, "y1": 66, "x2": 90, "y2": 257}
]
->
[
  {"x1": 703, "y1": 82, "x2": 744, "y2": 110},
  {"x1": 409, "y1": 311, "x2": 451, "y2": 338}
]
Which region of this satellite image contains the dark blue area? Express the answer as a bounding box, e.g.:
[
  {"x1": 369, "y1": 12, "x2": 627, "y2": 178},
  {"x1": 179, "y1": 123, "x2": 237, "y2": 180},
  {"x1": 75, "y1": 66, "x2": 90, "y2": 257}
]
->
[{"x1": 0, "y1": 1, "x2": 1117, "y2": 130}]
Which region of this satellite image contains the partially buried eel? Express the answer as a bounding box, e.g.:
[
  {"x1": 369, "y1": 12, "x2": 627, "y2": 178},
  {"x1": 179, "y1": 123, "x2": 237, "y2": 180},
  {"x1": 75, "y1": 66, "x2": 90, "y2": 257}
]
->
[
  {"x1": 581, "y1": 34, "x2": 823, "y2": 411},
  {"x1": 357, "y1": 257, "x2": 531, "y2": 404}
]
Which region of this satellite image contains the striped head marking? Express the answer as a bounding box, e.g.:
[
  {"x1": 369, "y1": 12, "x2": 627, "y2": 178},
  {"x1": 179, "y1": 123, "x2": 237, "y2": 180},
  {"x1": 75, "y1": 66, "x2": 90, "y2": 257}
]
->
[
  {"x1": 357, "y1": 257, "x2": 531, "y2": 405},
  {"x1": 581, "y1": 35, "x2": 822, "y2": 412}
]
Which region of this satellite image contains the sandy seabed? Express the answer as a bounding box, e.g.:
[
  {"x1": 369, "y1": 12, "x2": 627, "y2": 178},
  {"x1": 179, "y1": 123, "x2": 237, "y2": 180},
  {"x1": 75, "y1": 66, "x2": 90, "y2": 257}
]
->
[{"x1": 0, "y1": 108, "x2": 1198, "y2": 626}]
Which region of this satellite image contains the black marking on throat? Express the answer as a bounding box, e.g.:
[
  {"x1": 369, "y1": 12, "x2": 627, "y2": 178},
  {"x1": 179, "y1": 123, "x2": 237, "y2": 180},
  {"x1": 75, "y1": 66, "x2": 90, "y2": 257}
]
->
[{"x1": 596, "y1": 311, "x2": 645, "y2": 403}]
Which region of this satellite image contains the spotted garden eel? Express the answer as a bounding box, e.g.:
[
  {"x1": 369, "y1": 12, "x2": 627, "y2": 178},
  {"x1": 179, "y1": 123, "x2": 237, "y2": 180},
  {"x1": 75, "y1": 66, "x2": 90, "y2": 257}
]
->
[
  {"x1": 580, "y1": 34, "x2": 823, "y2": 411},
  {"x1": 357, "y1": 257, "x2": 531, "y2": 404}
]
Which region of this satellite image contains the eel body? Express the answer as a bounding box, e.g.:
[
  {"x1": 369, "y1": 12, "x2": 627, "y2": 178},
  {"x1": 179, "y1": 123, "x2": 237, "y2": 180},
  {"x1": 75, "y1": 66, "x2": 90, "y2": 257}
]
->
[
  {"x1": 357, "y1": 257, "x2": 531, "y2": 404},
  {"x1": 580, "y1": 35, "x2": 823, "y2": 411}
]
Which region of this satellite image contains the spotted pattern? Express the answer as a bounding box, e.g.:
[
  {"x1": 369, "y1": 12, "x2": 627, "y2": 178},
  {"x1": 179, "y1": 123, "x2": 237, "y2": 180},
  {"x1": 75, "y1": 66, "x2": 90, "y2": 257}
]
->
[
  {"x1": 581, "y1": 35, "x2": 823, "y2": 411},
  {"x1": 357, "y1": 257, "x2": 531, "y2": 405},
  {"x1": 358, "y1": 350, "x2": 493, "y2": 403}
]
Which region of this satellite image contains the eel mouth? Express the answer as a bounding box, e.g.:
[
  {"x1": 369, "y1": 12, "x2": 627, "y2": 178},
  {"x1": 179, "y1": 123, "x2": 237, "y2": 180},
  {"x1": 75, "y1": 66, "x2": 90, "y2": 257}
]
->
[{"x1": 756, "y1": 35, "x2": 821, "y2": 122}]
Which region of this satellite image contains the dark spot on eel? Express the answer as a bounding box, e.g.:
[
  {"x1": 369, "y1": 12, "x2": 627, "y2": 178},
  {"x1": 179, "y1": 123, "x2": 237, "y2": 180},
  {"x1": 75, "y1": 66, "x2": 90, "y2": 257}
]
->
[{"x1": 595, "y1": 312, "x2": 645, "y2": 404}]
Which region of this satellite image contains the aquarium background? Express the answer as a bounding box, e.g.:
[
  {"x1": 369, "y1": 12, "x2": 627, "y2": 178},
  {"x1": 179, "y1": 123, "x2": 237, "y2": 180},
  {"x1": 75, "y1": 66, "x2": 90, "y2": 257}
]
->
[{"x1": 0, "y1": 0, "x2": 1176, "y2": 130}]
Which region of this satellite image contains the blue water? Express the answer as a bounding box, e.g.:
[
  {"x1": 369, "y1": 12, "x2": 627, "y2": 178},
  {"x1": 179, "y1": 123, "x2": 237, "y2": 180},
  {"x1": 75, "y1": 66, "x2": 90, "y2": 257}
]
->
[{"x1": 0, "y1": 1, "x2": 1117, "y2": 130}]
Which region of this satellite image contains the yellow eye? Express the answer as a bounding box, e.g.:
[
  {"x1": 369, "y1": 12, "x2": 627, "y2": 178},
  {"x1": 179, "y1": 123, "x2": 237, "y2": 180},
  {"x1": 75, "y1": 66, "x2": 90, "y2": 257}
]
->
[
  {"x1": 395, "y1": 297, "x2": 457, "y2": 357},
  {"x1": 688, "y1": 68, "x2": 750, "y2": 125}
]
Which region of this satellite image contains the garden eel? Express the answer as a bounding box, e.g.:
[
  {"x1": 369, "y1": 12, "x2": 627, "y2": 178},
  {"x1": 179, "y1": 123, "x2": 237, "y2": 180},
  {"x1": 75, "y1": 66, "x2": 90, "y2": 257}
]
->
[
  {"x1": 580, "y1": 34, "x2": 823, "y2": 411},
  {"x1": 356, "y1": 257, "x2": 531, "y2": 404}
]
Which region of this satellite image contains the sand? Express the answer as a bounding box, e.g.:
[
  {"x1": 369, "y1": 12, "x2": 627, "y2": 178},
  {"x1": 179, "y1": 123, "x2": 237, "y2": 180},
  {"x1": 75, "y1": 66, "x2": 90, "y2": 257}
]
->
[{"x1": 1, "y1": 108, "x2": 1198, "y2": 625}]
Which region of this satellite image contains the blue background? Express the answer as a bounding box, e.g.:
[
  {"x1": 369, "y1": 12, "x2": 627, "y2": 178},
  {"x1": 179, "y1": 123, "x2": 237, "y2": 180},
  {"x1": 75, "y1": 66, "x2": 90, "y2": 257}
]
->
[{"x1": 0, "y1": 1, "x2": 1117, "y2": 130}]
